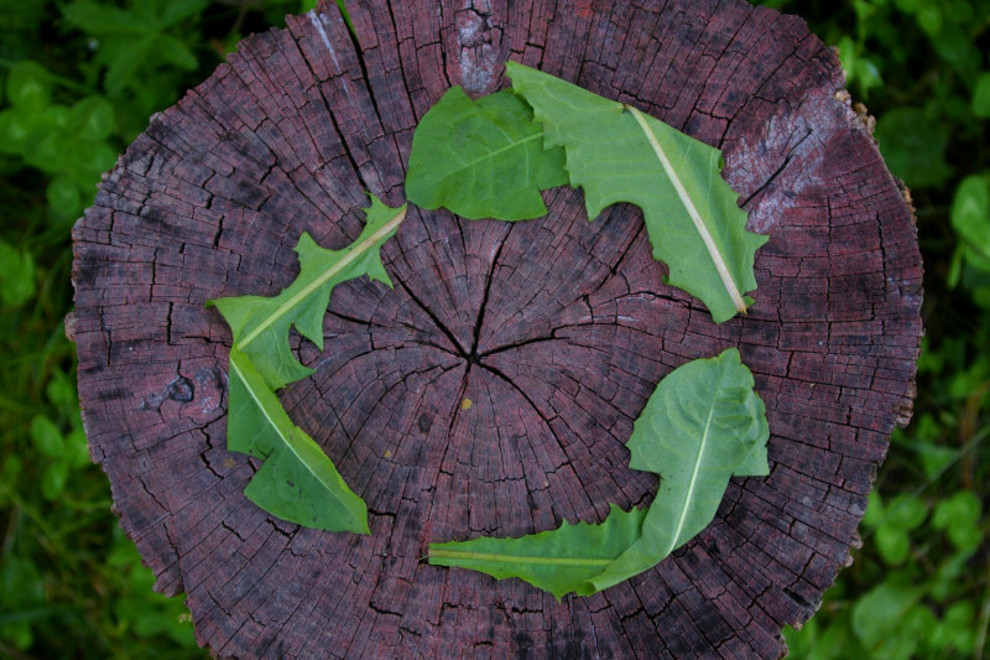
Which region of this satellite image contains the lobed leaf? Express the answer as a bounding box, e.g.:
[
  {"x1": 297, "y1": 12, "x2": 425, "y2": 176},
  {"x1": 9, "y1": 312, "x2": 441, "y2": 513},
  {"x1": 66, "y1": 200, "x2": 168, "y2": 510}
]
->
[
  {"x1": 227, "y1": 348, "x2": 369, "y2": 533},
  {"x1": 428, "y1": 348, "x2": 769, "y2": 597},
  {"x1": 209, "y1": 196, "x2": 406, "y2": 533},
  {"x1": 507, "y1": 62, "x2": 768, "y2": 323},
  {"x1": 429, "y1": 504, "x2": 647, "y2": 600},
  {"x1": 588, "y1": 347, "x2": 769, "y2": 592},
  {"x1": 210, "y1": 196, "x2": 406, "y2": 390},
  {"x1": 405, "y1": 86, "x2": 567, "y2": 220}
]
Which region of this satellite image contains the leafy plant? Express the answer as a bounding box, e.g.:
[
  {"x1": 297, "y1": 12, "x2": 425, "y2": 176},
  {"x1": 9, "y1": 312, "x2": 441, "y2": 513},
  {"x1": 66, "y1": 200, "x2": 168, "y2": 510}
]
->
[
  {"x1": 60, "y1": 0, "x2": 209, "y2": 96},
  {"x1": 0, "y1": 59, "x2": 117, "y2": 223},
  {"x1": 0, "y1": 239, "x2": 37, "y2": 307},
  {"x1": 429, "y1": 348, "x2": 769, "y2": 598}
]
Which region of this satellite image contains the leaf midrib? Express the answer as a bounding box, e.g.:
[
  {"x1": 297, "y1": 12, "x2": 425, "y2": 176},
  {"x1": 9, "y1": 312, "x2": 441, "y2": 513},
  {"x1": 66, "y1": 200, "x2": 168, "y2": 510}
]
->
[
  {"x1": 430, "y1": 548, "x2": 613, "y2": 567},
  {"x1": 442, "y1": 132, "x2": 543, "y2": 183},
  {"x1": 661, "y1": 368, "x2": 727, "y2": 557},
  {"x1": 238, "y1": 206, "x2": 407, "y2": 350},
  {"x1": 625, "y1": 105, "x2": 747, "y2": 315},
  {"x1": 229, "y1": 354, "x2": 306, "y2": 472},
  {"x1": 229, "y1": 352, "x2": 357, "y2": 517}
]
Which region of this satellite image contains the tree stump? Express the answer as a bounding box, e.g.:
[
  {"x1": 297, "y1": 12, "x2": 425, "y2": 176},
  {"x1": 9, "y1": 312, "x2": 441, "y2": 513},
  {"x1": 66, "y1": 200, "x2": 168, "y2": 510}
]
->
[{"x1": 71, "y1": 1, "x2": 923, "y2": 657}]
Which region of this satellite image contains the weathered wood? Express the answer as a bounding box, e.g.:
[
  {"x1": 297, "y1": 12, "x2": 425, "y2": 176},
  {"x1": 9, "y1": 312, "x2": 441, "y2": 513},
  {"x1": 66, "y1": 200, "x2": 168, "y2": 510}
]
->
[{"x1": 71, "y1": 0, "x2": 922, "y2": 657}]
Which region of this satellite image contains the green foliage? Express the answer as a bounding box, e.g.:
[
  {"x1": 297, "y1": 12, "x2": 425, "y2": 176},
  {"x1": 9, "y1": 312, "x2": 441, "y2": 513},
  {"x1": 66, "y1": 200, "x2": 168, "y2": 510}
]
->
[
  {"x1": 430, "y1": 504, "x2": 650, "y2": 600},
  {"x1": 429, "y1": 348, "x2": 769, "y2": 598},
  {"x1": 226, "y1": 347, "x2": 371, "y2": 532},
  {"x1": 0, "y1": 239, "x2": 37, "y2": 306},
  {"x1": 210, "y1": 199, "x2": 405, "y2": 392},
  {"x1": 874, "y1": 106, "x2": 953, "y2": 188},
  {"x1": 757, "y1": 1, "x2": 990, "y2": 657},
  {"x1": 0, "y1": 59, "x2": 117, "y2": 223},
  {"x1": 61, "y1": 0, "x2": 209, "y2": 95},
  {"x1": 0, "y1": 0, "x2": 321, "y2": 657}
]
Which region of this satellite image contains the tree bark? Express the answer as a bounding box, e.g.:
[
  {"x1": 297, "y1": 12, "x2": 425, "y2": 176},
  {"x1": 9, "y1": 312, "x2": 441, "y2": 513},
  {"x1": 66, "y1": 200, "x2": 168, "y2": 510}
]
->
[{"x1": 71, "y1": 1, "x2": 922, "y2": 657}]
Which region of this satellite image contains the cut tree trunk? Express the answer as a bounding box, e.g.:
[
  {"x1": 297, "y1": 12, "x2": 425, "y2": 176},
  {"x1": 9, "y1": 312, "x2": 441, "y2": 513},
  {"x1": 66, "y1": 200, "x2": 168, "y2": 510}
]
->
[{"x1": 71, "y1": 1, "x2": 923, "y2": 657}]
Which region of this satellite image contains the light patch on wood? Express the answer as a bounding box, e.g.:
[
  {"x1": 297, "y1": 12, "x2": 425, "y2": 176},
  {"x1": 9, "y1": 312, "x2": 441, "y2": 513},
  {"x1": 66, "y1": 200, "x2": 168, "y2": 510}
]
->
[
  {"x1": 460, "y1": 398, "x2": 473, "y2": 410},
  {"x1": 308, "y1": 11, "x2": 342, "y2": 72},
  {"x1": 455, "y1": 1, "x2": 498, "y2": 95}
]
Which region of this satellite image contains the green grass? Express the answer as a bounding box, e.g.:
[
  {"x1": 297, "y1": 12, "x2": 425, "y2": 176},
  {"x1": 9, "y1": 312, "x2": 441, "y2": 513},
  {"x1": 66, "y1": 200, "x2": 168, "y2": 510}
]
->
[{"x1": 1, "y1": 1, "x2": 987, "y2": 657}]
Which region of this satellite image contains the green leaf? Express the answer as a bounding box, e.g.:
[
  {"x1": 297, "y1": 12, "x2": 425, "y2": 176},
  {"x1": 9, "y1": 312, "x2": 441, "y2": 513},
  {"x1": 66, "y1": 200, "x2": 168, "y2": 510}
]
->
[
  {"x1": 156, "y1": 0, "x2": 210, "y2": 28},
  {"x1": 837, "y1": 36, "x2": 857, "y2": 83},
  {"x1": 46, "y1": 367, "x2": 77, "y2": 408},
  {"x1": 875, "y1": 523, "x2": 910, "y2": 565},
  {"x1": 874, "y1": 107, "x2": 953, "y2": 188},
  {"x1": 65, "y1": 428, "x2": 92, "y2": 469},
  {"x1": 852, "y1": 582, "x2": 922, "y2": 653},
  {"x1": 429, "y1": 348, "x2": 769, "y2": 597},
  {"x1": 68, "y1": 95, "x2": 115, "y2": 141},
  {"x1": 951, "y1": 174, "x2": 990, "y2": 271},
  {"x1": 429, "y1": 504, "x2": 648, "y2": 600},
  {"x1": 916, "y1": 5, "x2": 943, "y2": 36},
  {"x1": 861, "y1": 490, "x2": 885, "y2": 528},
  {"x1": 973, "y1": 72, "x2": 990, "y2": 119},
  {"x1": 41, "y1": 460, "x2": 69, "y2": 500},
  {"x1": 507, "y1": 62, "x2": 767, "y2": 323},
  {"x1": 65, "y1": 139, "x2": 118, "y2": 179},
  {"x1": 405, "y1": 87, "x2": 567, "y2": 220},
  {"x1": 932, "y1": 490, "x2": 982, "y2": 552},
  {"x1": 0, "y1": 107, "x2": 36, "y2": 154},
  {"x1": 210, "y1": 197, "x2": 406, "y2": 391},
  {"x1": 103, "y1": 34, "x2": 156, "y2": 95},
  {"x1": 227, "y1": 348, "x2": 369, "y2": 533},
  {"x1": 885, "y1": 494, "x2": 928, "y2": 531},
  {"x1": 929, "y1": 601, "x2": 977, "y2": 654},
  {"x1": 587, "y1": 347, "x2": 769, "y2": 592},
  {"x1": 46, "y1": 175, "x2": 84, "y2": 220},
  {"x1": 60, "y1": 2, "x2": 149, "y2": 35},
  {"x1": 155, "y1": 34, "x2": 199, "y2": 71},
  {"x1": 210, "y1": 196, "x2": 406, "y2": 532},
  {"x1": 0, "y1": 240, "x2": 37, "y2": 307},
  {"x1": 872, "y1": 495, "x2": 924, "y2": 565},
  {"x1": 30, "y1": 415, "x2": 64, "y2": 458},
  {"x1": 5, "y1": 60, "x2": 52, "y2": 110}
]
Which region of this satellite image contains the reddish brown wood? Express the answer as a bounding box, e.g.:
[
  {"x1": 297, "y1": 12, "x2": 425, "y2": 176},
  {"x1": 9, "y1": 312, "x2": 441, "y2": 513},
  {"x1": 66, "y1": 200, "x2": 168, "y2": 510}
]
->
[{"x1": 71, "y1": 0, "x2": 922, "y2": 657}]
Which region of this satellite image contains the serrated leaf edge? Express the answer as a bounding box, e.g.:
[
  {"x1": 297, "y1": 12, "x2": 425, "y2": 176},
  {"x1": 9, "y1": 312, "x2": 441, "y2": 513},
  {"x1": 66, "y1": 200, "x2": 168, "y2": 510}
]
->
[
  {"x1": 228, "y1": 348, "x2": 369, "y2": 534},
  {"x1": 237, "y1": 204, "x2": 407, "y2": 349},
  {"x1": 625, "y1": 105, "x2": 748, "y2": 315}
]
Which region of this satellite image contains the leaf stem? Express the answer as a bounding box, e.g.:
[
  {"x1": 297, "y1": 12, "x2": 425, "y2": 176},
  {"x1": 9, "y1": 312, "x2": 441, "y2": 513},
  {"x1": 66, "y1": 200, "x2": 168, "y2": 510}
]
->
[
  {"x1": 625, "y1": 105, "x2": 747, "y2": 315},
  {"x1": 430, "y1": 548, "x2": 614, "y2": 567},
  {"x1": 662, "y1": 368, "x2": 722, "y2": 557},
  {"x1": 238, "y1": 205, "x2": 407, "y2": 349}
]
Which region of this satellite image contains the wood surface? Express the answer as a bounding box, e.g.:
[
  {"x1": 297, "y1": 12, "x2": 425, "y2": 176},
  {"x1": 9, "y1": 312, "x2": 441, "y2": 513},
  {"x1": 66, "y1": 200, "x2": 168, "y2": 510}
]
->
[{"x1": 71, "y1": 0, "x2": 923, "y2": 657}]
